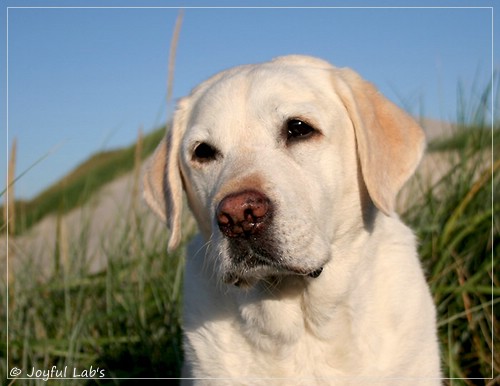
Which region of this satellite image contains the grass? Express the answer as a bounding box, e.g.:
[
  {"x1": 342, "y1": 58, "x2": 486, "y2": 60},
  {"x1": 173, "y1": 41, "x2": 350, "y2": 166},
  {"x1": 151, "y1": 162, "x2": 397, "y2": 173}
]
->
[
  {"x1": 402, "y1": 126, "x2": 499, "y2": 384},
  {"x1": 400, "y1": 77, "x2": 499, "y2": 384},
  {"x1": 2, "y1": 173, "x2": 188, "y2": 385},
  {"x1": 1, "y1": 84, "x2": 499, "y2": 385}
]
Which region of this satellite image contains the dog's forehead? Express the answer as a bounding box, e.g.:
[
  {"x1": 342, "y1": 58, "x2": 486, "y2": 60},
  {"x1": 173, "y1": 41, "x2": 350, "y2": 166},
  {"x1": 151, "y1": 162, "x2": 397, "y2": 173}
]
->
[{"x1": 188, "y1": 62, "x2": 334, "y2": 125}]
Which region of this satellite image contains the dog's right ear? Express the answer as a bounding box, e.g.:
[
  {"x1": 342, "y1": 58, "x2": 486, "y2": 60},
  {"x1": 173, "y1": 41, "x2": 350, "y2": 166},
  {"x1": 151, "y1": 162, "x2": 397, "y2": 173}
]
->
[{"x1": 143, "y1": 100, "x2": 188, "y2": 251}]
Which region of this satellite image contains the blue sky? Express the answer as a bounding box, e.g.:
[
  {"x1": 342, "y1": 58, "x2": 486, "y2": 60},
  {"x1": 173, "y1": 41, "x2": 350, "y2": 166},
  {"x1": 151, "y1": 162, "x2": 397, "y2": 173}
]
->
[{"x1": 1, "y1": 1, "x2": 496, "y2": 199}]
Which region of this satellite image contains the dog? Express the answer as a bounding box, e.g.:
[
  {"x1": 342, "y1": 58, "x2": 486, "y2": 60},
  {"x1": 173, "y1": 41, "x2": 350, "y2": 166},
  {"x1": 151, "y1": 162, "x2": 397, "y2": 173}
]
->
[{"x1": 144, "y1": 55, "x2": 441, "y2": 385}]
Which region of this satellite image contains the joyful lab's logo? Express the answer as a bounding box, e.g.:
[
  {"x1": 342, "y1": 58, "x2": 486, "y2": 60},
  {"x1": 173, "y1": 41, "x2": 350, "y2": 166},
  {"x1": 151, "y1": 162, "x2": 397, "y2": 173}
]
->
[{"x1": 9, "y1": 366, "x2": 106, "y2": 380}]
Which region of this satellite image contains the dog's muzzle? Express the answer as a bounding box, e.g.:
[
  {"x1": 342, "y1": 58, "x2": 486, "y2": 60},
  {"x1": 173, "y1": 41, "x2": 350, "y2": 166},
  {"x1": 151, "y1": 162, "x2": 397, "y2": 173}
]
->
[{"x1": 216, "y1": 190, "x2": 323, "y2": 282}]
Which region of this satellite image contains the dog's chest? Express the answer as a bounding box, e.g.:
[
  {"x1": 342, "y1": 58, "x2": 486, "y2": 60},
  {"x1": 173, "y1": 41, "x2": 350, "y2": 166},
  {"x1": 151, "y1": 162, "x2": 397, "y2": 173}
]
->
[{"x1": 226, "y1": 284, "x2": 360, "y2": 374}]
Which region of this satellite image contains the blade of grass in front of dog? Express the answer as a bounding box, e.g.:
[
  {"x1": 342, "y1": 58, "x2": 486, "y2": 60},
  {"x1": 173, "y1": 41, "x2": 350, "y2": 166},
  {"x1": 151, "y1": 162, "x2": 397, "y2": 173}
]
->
[
  {"x1": 166, "y1": 10, "x2": 183, "y2": 105},
  {"x1": 5, "y1": 138, "x2": 17, "y2": 235}
]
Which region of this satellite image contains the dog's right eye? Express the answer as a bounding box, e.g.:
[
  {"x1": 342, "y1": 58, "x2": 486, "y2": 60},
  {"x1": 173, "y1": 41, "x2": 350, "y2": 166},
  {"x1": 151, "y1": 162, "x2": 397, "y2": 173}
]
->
[
  {"x1": 192, "y1": 142, "x2": 219, "y2": 163},
  {"x1": 286, "y1": 119, "x2": 317, "y2": 142}
]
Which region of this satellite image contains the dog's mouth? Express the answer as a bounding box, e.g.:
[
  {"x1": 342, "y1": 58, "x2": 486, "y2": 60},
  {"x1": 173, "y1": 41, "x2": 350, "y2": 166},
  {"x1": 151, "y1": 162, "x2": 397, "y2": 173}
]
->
[
  {"x1": 223, "y1": 265, "x2": 324, "y2": 288},
  {"x1": 222, "y1": 240, "x2": 324, "y2": 287}
]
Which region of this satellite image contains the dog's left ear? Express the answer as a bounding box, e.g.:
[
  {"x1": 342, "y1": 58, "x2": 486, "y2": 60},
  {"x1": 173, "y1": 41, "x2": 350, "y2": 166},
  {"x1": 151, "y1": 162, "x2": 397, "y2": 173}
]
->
[{"x1": 333, "y1": 68, "x2": 425, "y2": 215}]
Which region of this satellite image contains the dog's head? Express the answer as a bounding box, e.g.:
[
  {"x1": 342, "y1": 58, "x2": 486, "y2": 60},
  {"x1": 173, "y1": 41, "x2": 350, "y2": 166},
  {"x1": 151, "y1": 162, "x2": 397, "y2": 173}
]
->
[{"x1": 144, "y1": 55, "x2": 425, "y2": 287}]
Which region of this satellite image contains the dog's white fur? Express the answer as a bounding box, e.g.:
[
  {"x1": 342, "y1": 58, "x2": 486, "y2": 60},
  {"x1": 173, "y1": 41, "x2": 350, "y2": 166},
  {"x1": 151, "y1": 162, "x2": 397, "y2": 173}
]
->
[{"x1": 144, "y1": 55, "x2": 441, "y2": 385}]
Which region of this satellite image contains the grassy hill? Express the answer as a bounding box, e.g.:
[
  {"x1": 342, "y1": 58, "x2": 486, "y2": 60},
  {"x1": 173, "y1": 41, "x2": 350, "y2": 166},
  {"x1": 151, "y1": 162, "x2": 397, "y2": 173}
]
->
[{"x1": 1, "y1": 126, "x2": 166, "y2": 234}]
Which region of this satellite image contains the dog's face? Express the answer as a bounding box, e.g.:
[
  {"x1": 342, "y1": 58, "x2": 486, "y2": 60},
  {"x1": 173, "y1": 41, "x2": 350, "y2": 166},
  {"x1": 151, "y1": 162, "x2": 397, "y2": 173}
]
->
[
  {"x1": 144, "y1": 55, "x2": 425, "y2": 287},
  {"x1": 180, "y1": 62, "x2": 352, "y2": 285}
]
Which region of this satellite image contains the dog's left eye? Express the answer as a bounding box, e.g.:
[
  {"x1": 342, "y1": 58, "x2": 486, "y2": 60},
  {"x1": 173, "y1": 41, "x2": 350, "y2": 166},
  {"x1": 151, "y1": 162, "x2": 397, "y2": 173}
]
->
[{"x1": 286, "y1": 119, "x2": 316, "y2": 141}]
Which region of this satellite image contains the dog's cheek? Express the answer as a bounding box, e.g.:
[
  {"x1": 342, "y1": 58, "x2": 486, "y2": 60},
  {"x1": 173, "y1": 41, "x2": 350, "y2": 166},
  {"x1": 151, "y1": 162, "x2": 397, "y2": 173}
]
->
[
  {"x1": 309, "y1": 141, "x2": 359, "y2": 239},
  {"x1": 181, "y1": 166, "x2": 220, "y2": 240},
  {"x1": 186, "y1": 192, "x2": 213, "y2": 239}
]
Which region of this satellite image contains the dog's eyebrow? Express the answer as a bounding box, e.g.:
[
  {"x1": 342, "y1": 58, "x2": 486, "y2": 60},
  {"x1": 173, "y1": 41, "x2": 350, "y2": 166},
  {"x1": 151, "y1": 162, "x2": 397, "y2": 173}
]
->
[{"x1": 273, "y1": 103, "x2": 323, "y2": 128}]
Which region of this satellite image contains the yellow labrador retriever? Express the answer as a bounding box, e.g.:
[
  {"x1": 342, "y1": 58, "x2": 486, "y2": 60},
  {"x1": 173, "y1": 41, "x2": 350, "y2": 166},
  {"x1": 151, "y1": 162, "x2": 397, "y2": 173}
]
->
[{"x1": 144, "y1": 55, "x2": 440, "y2": 385}]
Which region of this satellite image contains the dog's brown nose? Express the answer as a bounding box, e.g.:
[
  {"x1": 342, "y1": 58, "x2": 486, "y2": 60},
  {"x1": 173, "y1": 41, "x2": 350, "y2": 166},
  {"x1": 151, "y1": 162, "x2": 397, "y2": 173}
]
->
[{"x1": 216, "y1": 190, "x2": 271, "y2": 238}]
